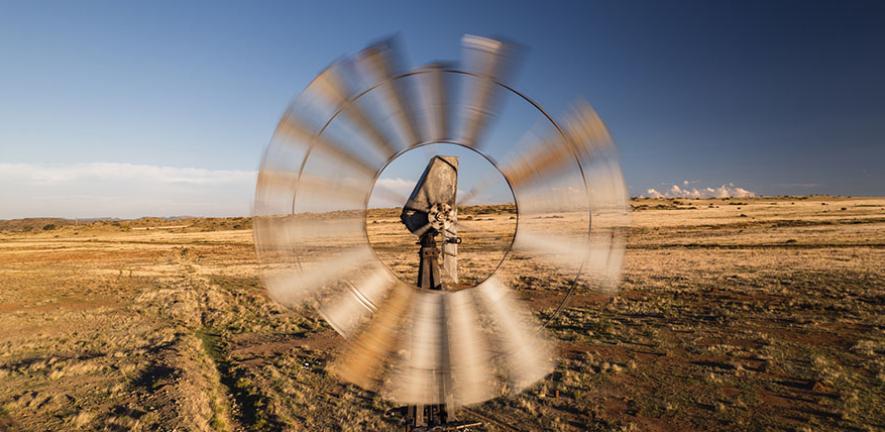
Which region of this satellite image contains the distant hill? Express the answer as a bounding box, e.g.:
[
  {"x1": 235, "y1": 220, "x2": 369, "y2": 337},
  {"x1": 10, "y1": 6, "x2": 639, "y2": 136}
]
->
[
  {"x1": 0, "y1": 216, "x2": 253, "y2": 233},
  {"x1": 0, "y1": 218, "x2": 74, "y2": 232},
  {"x1": 2, "y1": 196, "x2": 876, "y2": 233}
]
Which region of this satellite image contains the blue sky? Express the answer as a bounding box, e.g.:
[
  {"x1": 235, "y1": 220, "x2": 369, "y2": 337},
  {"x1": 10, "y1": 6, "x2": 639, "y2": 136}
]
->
[{"x1": 1, "y1": 1, "x2": 883, "y2": 218}]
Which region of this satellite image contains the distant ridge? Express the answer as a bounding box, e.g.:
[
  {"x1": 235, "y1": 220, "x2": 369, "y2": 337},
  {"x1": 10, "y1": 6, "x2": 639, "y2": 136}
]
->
[{"x1": 0, "y1": 216, "x2": 251, "y2": 233}]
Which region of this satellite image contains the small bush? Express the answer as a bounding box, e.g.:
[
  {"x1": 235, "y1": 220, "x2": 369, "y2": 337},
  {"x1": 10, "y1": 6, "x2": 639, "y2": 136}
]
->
[{"x1": 43, "y1": 224, "x2": 56, "y2": 231}]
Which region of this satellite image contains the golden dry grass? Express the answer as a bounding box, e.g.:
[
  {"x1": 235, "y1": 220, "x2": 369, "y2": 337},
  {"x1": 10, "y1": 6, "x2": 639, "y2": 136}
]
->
[{"x1": 0, "y1": 197, "x2": 883, "y2": 431}]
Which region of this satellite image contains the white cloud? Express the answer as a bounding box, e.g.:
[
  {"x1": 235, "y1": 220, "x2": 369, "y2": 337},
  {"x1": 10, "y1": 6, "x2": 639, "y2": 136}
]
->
[
  {"x1": 0, "y1": 163, "x2": 254, "y2": 185},
  {"x1": 645, "y1": 188, "x2": 664, "y2": 198},
  {"x1": 369, "y1": 177, "x2": 418, "y2": 208},
  {"x1": 374, "y1": 177, "x2": 416, "y2": 197},
  {"x1": 367, "y1": 177, "x2": 416, "y2": 208},
  {"x1": 0, "y1": 163, "x2": 256, "y2": 219},
  {"x1": 643, "y1": 180, "x2": 756, "y2": 199}
]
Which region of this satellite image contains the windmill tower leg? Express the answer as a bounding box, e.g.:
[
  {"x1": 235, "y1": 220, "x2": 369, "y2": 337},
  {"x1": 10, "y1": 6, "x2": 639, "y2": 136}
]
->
[
  {"x1": 408, "y1": 232, "x2": 449, "y2": 430},
  {"x1": 418, "y1": 233, "x2": 443, "y2": 291}
]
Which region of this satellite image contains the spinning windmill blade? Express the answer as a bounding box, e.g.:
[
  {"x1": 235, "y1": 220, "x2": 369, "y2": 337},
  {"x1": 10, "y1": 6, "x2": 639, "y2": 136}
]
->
[{"x1": 254, "y1": 35, "x2": 630, "y2": 430}]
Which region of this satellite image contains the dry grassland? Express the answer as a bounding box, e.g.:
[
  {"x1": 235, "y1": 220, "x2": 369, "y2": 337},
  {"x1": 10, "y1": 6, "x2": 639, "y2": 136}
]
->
[{"x1": 0, "y1": 197, "x2": 882, "y2": 431}]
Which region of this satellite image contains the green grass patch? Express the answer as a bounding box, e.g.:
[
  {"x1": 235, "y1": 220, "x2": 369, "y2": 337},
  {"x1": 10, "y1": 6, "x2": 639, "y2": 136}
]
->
[
  {"x1": 196, "y1": 328, "x2": 223, "y2": 364},
  {"x1": 196, "y1": 327, "x2": 280, "y2": 431}
]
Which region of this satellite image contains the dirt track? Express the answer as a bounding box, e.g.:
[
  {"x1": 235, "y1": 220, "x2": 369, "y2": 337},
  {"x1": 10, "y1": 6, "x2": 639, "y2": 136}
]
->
[{"x1": 1, "y1": 197, "x2": 883, "y2": 431}]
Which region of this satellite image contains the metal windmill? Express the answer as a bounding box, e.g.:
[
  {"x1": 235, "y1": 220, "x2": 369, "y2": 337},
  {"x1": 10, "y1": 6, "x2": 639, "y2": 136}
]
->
[{"x1": 254, "y1": 35, "x2": 629, "y2": 431}]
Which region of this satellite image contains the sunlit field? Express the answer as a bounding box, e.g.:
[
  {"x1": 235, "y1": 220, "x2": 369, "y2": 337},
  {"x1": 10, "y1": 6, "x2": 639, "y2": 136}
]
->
[{"x1": 1, "y1": 196, "x2": 882, "y2": 431}]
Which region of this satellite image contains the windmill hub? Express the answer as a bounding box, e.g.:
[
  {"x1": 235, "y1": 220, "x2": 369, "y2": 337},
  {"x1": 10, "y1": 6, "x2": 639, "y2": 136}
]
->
[{"x1": 427, "y1": 203, "x2": 455, "y2": 232}]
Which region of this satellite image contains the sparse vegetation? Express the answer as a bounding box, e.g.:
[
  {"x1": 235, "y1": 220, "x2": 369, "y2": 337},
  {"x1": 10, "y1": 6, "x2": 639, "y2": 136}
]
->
[{"x1": 0, "y1": 196, "x2": 882, "y2": 431}]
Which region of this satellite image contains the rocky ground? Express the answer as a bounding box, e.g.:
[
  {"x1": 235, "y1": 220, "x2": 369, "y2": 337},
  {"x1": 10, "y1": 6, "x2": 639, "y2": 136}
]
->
[{"x1": 0, "y1": 197, "x2": 883, "y2": 431}]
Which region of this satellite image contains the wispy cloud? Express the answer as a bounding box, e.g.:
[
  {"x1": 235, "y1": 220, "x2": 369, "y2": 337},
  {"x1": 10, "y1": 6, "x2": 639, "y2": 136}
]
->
[
  {"x1": 374, "y1": 177, "x2": 416, "y2": 197},
  {"x1": 0, "y1": 163, "x2": 256, "y2": 219},
  {"x1": 367, "y1": 177, "x2": 415, "y2": 208},
  {"x1": 0, "y1": 163, "x2": 254, "y2": 185},
  {"x1": 644, "y1": 180, "x2": 756, "y2": 199}
]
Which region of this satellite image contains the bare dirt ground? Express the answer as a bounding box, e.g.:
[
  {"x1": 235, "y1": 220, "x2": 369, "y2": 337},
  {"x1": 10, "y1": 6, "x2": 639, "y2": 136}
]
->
[{"x1": 0, "y1": 197, "x2": 883, "y2": 431}]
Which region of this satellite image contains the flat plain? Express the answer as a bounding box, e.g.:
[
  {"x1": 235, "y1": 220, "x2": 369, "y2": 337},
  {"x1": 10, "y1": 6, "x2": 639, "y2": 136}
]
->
[{"x1": 1, "y1": 196, "x2": 883, "y2": 431}]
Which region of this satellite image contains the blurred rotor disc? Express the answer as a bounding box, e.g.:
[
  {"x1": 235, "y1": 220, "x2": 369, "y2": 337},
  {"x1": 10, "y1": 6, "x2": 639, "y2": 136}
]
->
[{"x1": 254, "y1": 35, "x2": 629, "y2": 407}]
